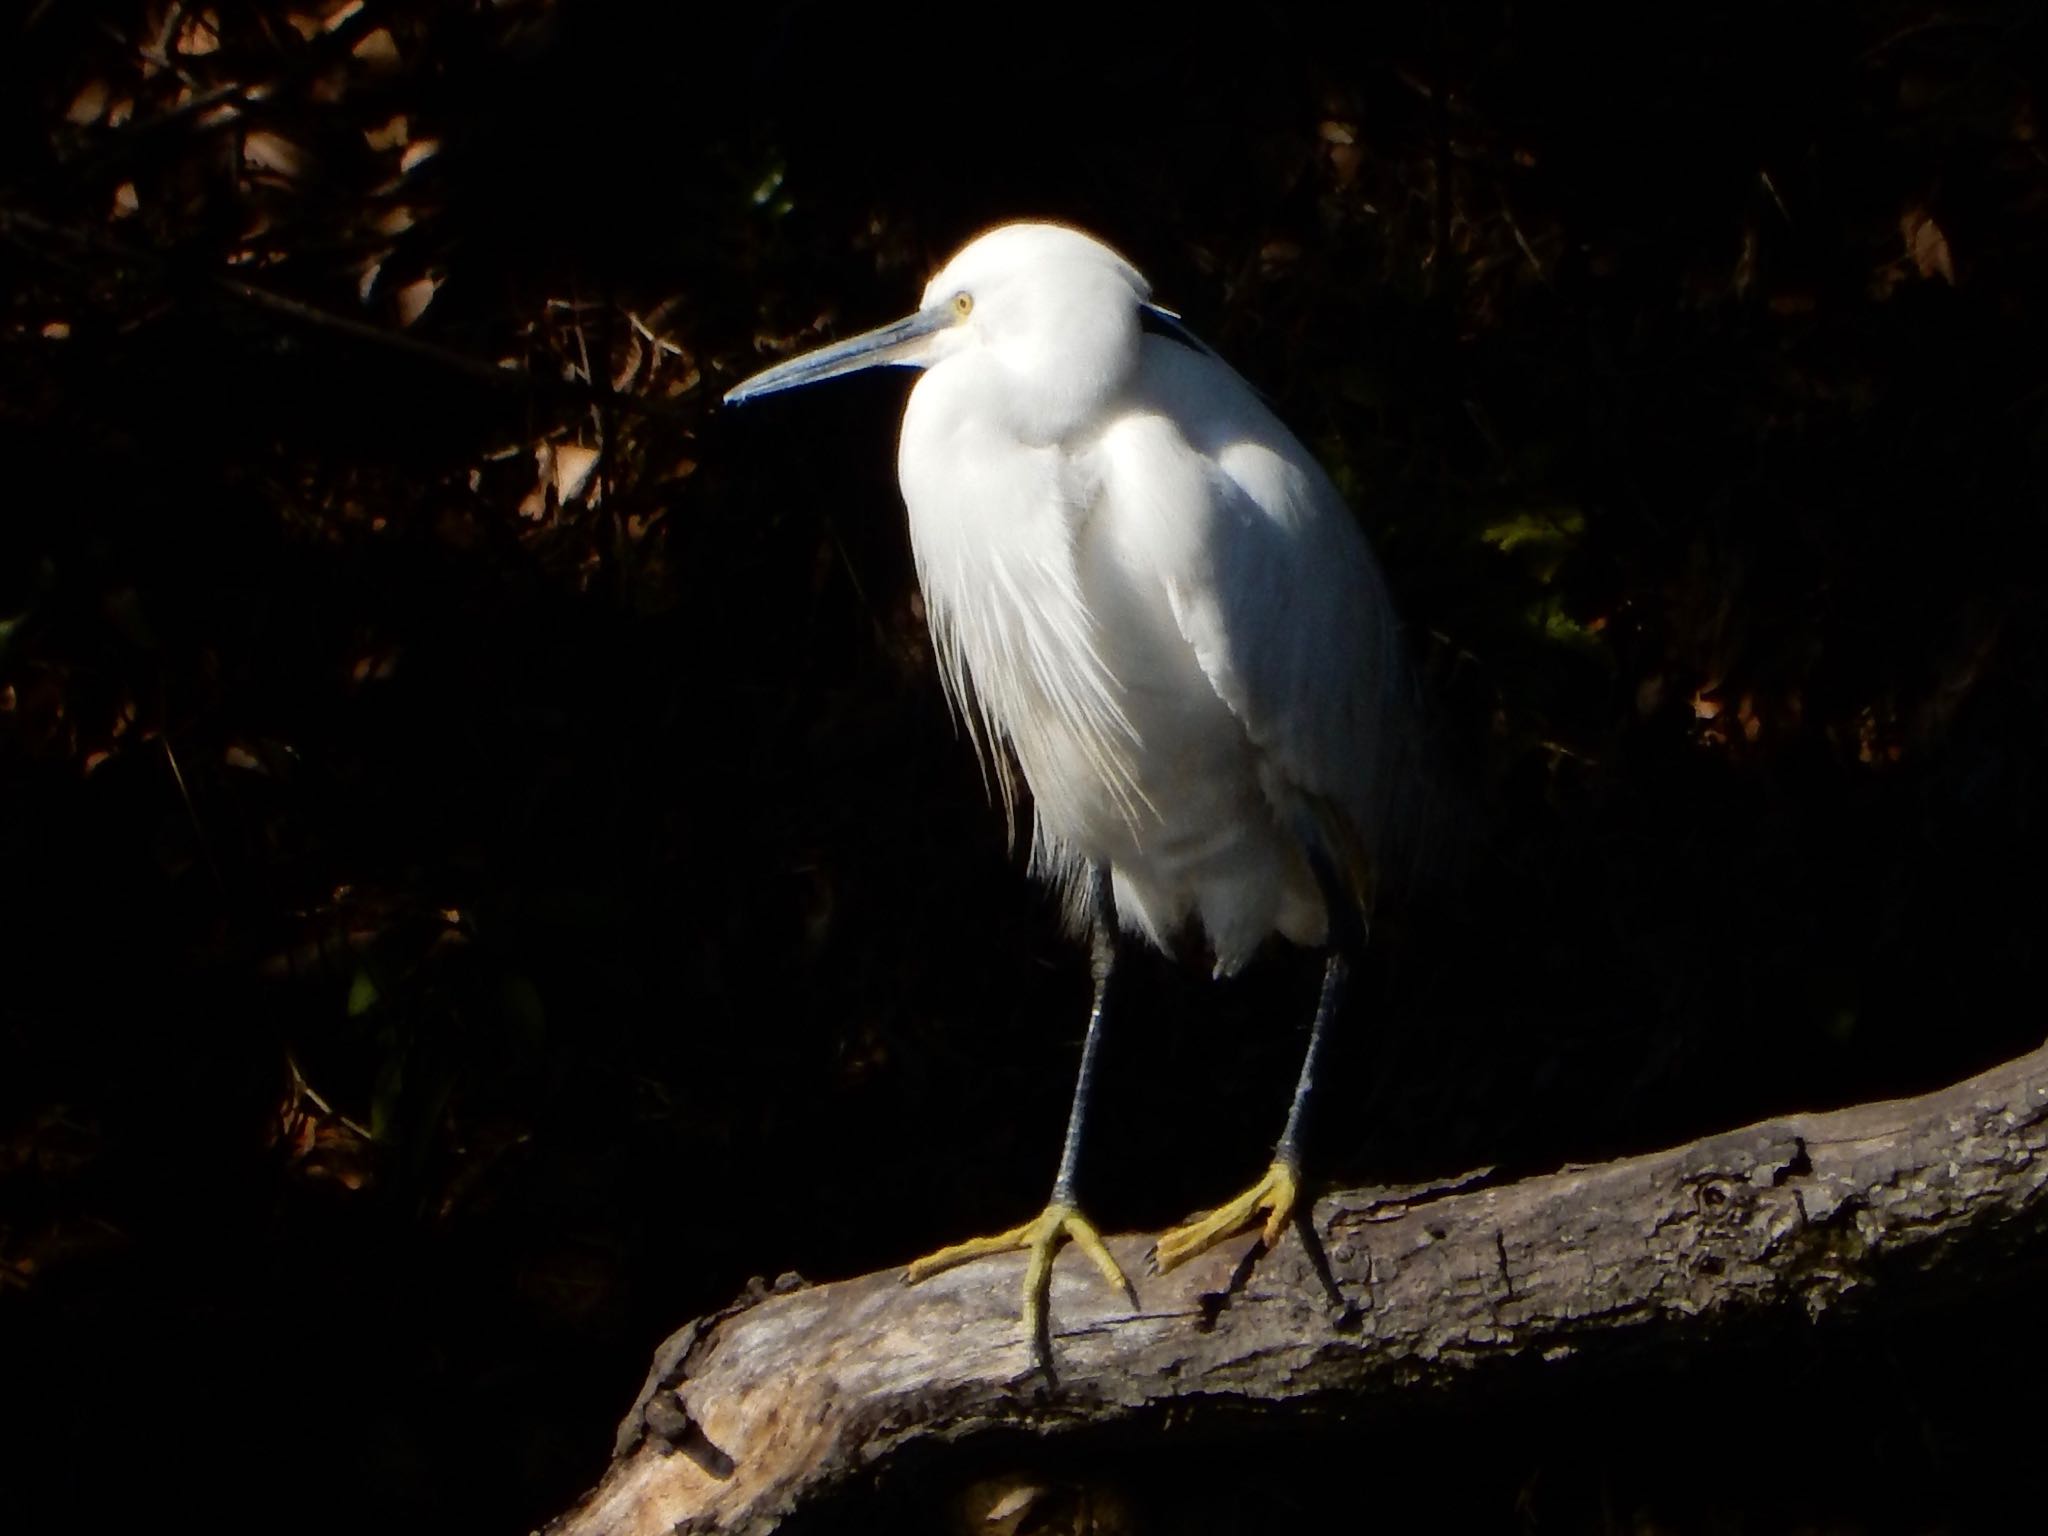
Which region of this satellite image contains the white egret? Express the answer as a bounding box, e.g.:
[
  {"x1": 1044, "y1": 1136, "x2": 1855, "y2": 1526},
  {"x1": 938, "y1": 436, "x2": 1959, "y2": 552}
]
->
[{"x1": 725, "y1": 222, "x2": 1407, "y2": 1359}]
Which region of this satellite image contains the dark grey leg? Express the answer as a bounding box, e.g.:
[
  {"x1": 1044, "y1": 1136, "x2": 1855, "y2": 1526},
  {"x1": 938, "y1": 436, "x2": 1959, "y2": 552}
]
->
[
  {"x1": 902, "y1": 868, "x2": 1132, "y2": 1369},
  {"x1": 1051, "y1": 864, "x2": 1118, "y2": 1207},
  {"x1": 1274, "y1": 850, "x2": 1369, "y2": 1171}
]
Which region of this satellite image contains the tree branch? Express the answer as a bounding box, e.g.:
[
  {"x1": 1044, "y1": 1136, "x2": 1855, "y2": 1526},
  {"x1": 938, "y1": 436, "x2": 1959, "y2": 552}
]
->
[{"x1": 551, "y1": 1039, "x2": 2048, "y2": 1536}]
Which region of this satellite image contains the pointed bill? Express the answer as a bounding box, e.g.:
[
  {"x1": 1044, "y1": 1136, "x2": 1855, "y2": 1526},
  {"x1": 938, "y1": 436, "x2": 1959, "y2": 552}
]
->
[{"x1": 723, "y1": 305, "x2": 956, "y2": 405}]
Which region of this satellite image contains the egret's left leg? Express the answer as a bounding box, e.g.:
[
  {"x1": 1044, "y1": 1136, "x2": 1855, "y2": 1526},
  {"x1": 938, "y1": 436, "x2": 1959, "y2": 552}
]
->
[
  {"x1": 904, "y1": 867, "x2": 1136, "y2": 1354},
  {"x1": 1152, "y1": 855, "x2": 1365, "y2": 1275},
  {"x1": 1150, "y1": 946, "x2": 1346, "y2": 1271}
]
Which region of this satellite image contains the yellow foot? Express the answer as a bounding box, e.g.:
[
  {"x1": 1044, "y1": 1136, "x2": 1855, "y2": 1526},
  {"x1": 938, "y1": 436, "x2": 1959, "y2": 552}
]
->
[
  {"x1": 904, "y1": 1202, "x2": 1135, "y2": 1347},
  {"x1": 1150, "y1": 1159, "x2": 1300, "y2": 1274}
]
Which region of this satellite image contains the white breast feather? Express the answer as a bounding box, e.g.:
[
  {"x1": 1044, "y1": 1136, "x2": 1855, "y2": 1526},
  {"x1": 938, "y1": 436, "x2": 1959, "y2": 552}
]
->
[{"x1": 911, "y1": 464, "x2": 1153, "y2": 854}]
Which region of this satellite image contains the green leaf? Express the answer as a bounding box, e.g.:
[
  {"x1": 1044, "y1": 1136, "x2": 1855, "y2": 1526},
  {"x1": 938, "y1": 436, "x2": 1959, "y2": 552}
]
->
[
  {"x1": 1480, "y1": 506, "x2": 1586, "y2": 556},
  {"x1": 347, "y1": 967, "x2": 382, "y2": 1017},
  {"x1": 1524, "y1": 594, "x2": 1608, "y2": 654}
]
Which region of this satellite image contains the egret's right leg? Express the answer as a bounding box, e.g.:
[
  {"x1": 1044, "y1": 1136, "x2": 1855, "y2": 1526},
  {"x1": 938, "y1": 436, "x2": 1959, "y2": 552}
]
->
[{"x1": 904, "y1": 866, "x2": 1136, "y2": 1359}]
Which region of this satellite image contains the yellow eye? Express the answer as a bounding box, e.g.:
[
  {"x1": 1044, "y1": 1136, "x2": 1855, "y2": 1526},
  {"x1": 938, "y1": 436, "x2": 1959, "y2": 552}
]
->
[{"x1": 951, "y1": 290, "x2": 974, "y2": 319}]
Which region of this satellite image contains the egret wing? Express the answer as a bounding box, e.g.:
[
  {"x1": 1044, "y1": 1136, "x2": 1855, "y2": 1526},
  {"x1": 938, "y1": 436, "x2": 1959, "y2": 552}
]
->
[{"x1": 1104, "y1": 341, "x2": 1406, "y2": 902}]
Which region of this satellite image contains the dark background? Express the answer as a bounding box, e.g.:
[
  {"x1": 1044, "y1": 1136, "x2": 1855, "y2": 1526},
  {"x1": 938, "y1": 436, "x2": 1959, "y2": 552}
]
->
[{"x1": 3, "y1": 2, "x2": 2045, "y2": 1531}]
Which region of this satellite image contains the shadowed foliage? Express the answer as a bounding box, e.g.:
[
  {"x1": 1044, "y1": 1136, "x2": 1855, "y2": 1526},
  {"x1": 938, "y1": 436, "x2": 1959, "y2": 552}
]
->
[{"x1": 3, "y1": 3, "x2": 2045, "y2": 1531}]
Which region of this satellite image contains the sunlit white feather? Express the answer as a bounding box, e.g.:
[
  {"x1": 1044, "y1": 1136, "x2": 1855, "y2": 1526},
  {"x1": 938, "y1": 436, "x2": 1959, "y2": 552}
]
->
[
  {"x1": 727, "y1": 222, "x2": 1403, "y2": 977},
  {"x1": 896, "y1": 225, "x2": 1400, "y2": 974}
]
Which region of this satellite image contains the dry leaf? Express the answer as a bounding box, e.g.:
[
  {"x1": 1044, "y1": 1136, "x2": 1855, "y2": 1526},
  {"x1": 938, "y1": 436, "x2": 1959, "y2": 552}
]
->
[
  {"x1": 611, "y1": 333, "x2": 645, "y2": 393},
  {"x1": 553, "y1": 445, "x2": 601, "y2": 505},
  {"x1": 65, "y1": 80, "x2": 109, "y2": 126},
  {"x1": 364, "y1": 114, "x2": 409, "y2": 151},
  {"x1": 175, "y1": 10, "x2": 221, "y2": 55},
  {"x1": 394, "y1": 274, "x2": 441, "y2": 327},
  {"x1": 520, "y1": 445, "x2": 555, "y2": 519},
  {"x1": 1901, "y1": 207, "x2": 1955, "y2": 284},
  {"x1": 243, "y1": 131, "x2": 306, "y2": 178},
  {"x1": 352, "y1": 27, "x2": 401, "y2": 69}
]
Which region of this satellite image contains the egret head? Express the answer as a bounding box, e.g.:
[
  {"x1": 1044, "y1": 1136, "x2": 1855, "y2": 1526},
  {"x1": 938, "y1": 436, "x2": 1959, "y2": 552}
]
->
[{"x1": 724, "y1": 222, "x2": 1156, "y2": 441}]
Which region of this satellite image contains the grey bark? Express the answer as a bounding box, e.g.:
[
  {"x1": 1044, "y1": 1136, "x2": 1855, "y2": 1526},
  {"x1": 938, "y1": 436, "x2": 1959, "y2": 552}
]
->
[{"x1": 549, "y1": 1038, "x2": 2048, "y2": 1536}]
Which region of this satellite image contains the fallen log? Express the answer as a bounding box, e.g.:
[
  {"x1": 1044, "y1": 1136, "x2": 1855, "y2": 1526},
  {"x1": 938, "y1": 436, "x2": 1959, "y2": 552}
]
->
[{"x1": 550, "y1": 1039, "x2": 2048, "y2": 1535}]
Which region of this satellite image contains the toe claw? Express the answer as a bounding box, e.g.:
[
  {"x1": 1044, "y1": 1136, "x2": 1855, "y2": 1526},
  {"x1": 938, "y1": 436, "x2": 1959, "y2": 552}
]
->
[{"x1": 1066, "y1": 1211, "x2": 1136, "y2": 1306}]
